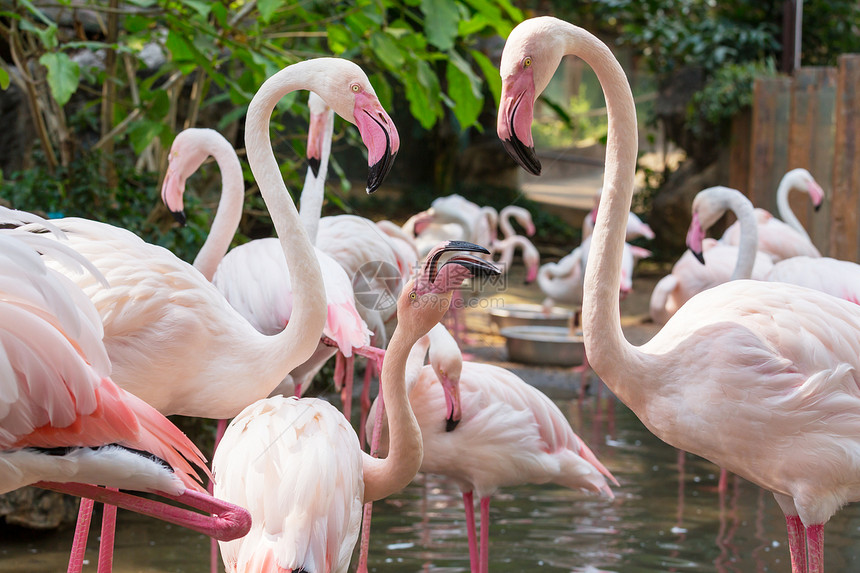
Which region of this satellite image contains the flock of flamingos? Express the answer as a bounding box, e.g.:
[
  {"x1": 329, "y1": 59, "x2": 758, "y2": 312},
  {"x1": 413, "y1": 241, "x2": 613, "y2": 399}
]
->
[{"x1": 3, "y1": 14, "x2": 860, "y2": 573}]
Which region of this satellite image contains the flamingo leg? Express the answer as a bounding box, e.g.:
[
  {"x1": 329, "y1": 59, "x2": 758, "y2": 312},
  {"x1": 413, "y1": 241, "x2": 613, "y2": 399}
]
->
[
  {"x1": 210, "y1": 418, "x2": 229, "y2": 573},
  {"x1": 462, "y1": 491, "x2": 479, "y2": 573},
  {"x1": 356, "y1": 384, "x2": 386, "y2": 570},
  {"x1": 806, "y1": 524, "x2": 824, "y2": 573},
  {"x1": 717, "y1": 468, "x2": 728, "y2": 493},
  {"x1": 37, "y1": 483, "x2": 251, "y2": 541},
  {"x1": 67, "y1": 497, "x2": 94, "y2": 573},
  {"x1": 340, "y1": 354, "x2": 355, "y2": 421},
  {"x1": 785, "y1": 515, "x2": 808, "y2": 573},
  {"x1": 96, "y1": 491, "x2": 118, "y2": 573},
  {"x1": 358, "y1": 358, "x2": 375, "y2": 449},
  {"x1": 479, "y1": 496, "x2": 490, "y2": 573}
]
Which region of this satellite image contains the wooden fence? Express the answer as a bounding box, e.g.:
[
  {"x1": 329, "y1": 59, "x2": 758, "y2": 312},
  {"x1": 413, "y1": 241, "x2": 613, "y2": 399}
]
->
[{"x1": 729, "y1": 54, "x2": 860, "y2": 260}]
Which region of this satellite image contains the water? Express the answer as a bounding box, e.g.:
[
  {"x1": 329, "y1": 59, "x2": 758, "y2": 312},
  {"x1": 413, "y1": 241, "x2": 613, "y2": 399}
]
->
[{"x1": 3, "y1": 396, "x2": 860, "y2": 572}]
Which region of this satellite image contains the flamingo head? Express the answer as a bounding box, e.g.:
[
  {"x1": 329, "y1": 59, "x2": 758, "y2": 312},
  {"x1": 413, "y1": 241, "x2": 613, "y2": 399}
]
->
[
  {"x1": 398, "y1": 241, "x2": 499, "y2": 339},
  {"x1": 430, "y1": 357, "x2": 463, "y2": 432},
  {"x1": 687, "y1": 186, "x2": 738, "y2": 264},
  {"x1": 161, "y1": 128, "x2": 223, "y2": 226},
  {"x1": 305, "y1": 59, "x2": 400, "y2": 194},
  {"x1": 498, "y1": 17, "x2": 566, "y2": 176},
  {"x1": 795, "y1": 168, "x2": 825, "y2": 211},
  {"x1": 412, "y1": 210, "x2": 436, "y2": 237},
  {"x1": 306, "y1": 91, "x2": 333, "y2": 178}
]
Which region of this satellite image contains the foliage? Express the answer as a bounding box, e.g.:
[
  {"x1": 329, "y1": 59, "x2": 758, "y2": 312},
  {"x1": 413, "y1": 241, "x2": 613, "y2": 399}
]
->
[
  {"x1": 0, "y1": 148, "x2": 209, "y2": 263},
  {"x1": 687, "y1": 58, "x2": 777, "y2": 136},
  {"x1": 533, "y1": 85, "x2": 608, "y2": 149}
]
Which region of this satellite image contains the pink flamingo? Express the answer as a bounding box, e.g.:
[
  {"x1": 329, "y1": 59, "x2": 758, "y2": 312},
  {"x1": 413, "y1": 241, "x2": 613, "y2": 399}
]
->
[
  {"x1": 498, "y1": 205, "x2": 536, "y2": 240},
  {"x1": 719, "y1": 168, "x2": 824, "y2": 262},
  {"x1": 649, "y1": 186, "x2": 775, "y2": 324},
  {"x1": 689, "y1": 185, "x2": 860, "y2": 306},
  {"x1": 500, "y1": 15, "x2": 860, "y2": 573},
  {"x1": 211, "y1": 241, "x2": 500, "y2": 573},
  {"x1": 490, "y1": 233, "x2": 540, "y2": 283},
  {"x1": 582, "y1": 188, "x2": 655, "y2": 241},
  {"x1": 0, "y1": 213, "x2": 250, "y2": 571},
  {"x1": 366, "y1": 320, "x2": 616, "y2": 573}
]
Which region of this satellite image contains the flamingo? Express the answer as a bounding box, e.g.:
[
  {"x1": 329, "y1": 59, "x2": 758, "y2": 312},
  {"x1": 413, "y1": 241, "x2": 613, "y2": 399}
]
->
[
  {"x1": 211, "y1": 241, "x2": 501, "y2": 573},
  {"x1": 25, "y1": 57, "x2": 398, "y2": 420},
  {"x1": 582, "y1": 188, "x2": 655, "y2": 241},
  {"x1": 0, "y1": 210, "x2": 250, "y2": 571},
  {"x1": 649, "y1": 186, "x2": 775, "y2": 325},
  {"x1": 689, "y1": 185, "x2": 860, "y2": 306},
  {"x1": 490, "y1": 233, "x2": 540, "y2": 283},
  {"x1": 366, "y1": 319, "x2": 616, "y2": 573},
  {"x1": 498, "y1": 205, "x2": 536, "y2": 240},
  {"x1": 499, "y1": 15, "x2": 860, "y2": 573},
  {"x1": 719, "y1": 168, "x2": 824, "y2": 261}
]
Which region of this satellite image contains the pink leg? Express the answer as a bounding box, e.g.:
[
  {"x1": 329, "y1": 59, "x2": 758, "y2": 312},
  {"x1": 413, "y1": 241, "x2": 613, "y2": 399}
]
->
[
  {"x1": 67, "y1": 497, "x2": 94, "y2": 573},
  {"x1": 358, "y1": 358, "x2": 375, "y2": 449},
  {"x1": 37, "y1": 483, "x2": 251, "y2": 541},
  {"x1": 334, "y1": 352, "x2": 346, "y2": 392},
  {"x1": 575, "y1": 351, "x2": 590, "y2": 402},
  {"x1": 463, "y1": 491, "x2": 478, "y2": 573},
  {"x1": 97, "y1": 490, "x2": 118, "y2": 573},
  {"x1": 356, "y1": 385, "x2": 386, "y2": 570},
  {"x1": 785, "y1": 515, "x2": 808, "y2": 573},
  {"x1": 340, "y1": 354, "x2": 355, "y2": 421},
  {"x1": 718, "y1": 468, "x2": 728, "y2": 493},
  {"x1": 210, "y1": 418, "x2": 229, "y2": 573},
  {"x1": 806, "y1": 524, "x2": 824, "y2": 573},
  {"x1": 479, "y1": 497, "x2": 490, "y2": 573}
]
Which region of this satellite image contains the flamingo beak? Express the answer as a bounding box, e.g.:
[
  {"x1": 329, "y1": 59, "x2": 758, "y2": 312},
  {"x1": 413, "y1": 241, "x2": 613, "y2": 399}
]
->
[
  {"x1": 440, "y1": 372, "x2": 462, "y2": 432},
  {"x1": 160, "y1": 170, "x2": 187, "y2": 226},
  {"x1": 425, "y1": 241, "x2": 498, "y2": 285},
  {"x1": 809, "y1": 181, "x2": 825, "y2": 212},
  {"x1": 353, "y1": 92, "x2": 400, "y2": 194},
  {"x1": 686, "y1": 212, "x2": 706, "y2": 265},
  {"x1": 306, "y1": 109, "x2": 328, "y2": 178},
  {"x1": 498, "y1": 71, "x2": 540, "y2": 176}
]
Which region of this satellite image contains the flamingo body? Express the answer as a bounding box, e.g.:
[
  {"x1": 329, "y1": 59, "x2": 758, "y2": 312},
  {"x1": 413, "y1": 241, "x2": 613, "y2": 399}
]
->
[{"x1": 213, "y1": 396, "x2": 364, "y2": 573}]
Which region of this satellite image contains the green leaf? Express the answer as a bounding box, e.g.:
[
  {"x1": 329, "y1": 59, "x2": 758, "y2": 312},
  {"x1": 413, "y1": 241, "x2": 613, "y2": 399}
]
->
[
  {"x1": 401, "y1": 59, "x2": 441, "y2": 129},
  {"x1": 165, "y1": 30, "x2": 195, "y2": 63},
  {"x1": 370, "y1": 32, "x2": 405, "y2": 69},
  {"x1": 369, "y1": 72, "x2": 393, "y2": 111},
  {"x1": 257, "y1": 0, "x2": 279, "y2": 24},
  {"x1": 326, "y1": 25, "x2": 352, "y2": 54},
  {"x1": 210, "y1": 2, "x2": 227, "y2": 27},
  {"x1": 178, "y1": 0, "x2": 211, "y2": 18},
  {"x1": 38, "y1": 52, "x2": 79, "y2": 106},
  {"x1": 446, "y1": 62, "x2": 481, "y2": 128},
  {"x1": 0, "y1": 68, "x2": 9, "y2": 90},
  {"x1": 421, "y1": 0, "x2": 459, "y2": 51},
  {"x1": 127, "y1": 119, "x2": 166, "y2": 154},
  {"x1": 20, "y1": 19, "x2": 58, "y2": 50},
  {"x1": 470, "y1": 49, "x2": 501, "y2": 109}
]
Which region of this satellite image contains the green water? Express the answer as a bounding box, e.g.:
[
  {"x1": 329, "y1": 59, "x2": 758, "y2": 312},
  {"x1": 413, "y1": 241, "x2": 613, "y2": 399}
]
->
[{"x1": 3, "y1": 396, "x2": 860, "y2": 572}]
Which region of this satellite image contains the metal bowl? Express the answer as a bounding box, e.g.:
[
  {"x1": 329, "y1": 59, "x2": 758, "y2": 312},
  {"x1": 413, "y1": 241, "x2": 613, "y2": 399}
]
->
[
  {"x1": 488, "y1": 304, "x2": 574, "y2": 331},
  {"x1": 501, "y1": 325, "x2": 584, "y2": 367}
]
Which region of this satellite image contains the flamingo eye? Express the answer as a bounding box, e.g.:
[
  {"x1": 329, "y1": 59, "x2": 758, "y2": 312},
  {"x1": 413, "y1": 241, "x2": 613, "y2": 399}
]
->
[
  {"x1": 523, "y1": 57, "x2": 532, "y2": 68},
  {"x1": 351, "y1": 84, "x2": 360, "y2": 93},
  {"x1": 409, "y1": 291, "x2": 417, "y2": 300}
]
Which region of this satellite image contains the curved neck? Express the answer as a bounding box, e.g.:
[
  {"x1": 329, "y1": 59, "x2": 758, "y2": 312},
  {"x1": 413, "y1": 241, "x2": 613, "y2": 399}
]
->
[
  {"x1": 362, "y1": 324, "x2": 423, "y2": 503},
  {"x1": 493, "y1": 235, "x2": 524, "y2": 269},
  {"x1": 499, "y1": 206, "x2": 527, "y2": 239},
  {"x1": 775, "y1": 174, "x2": 811, "y2": 241},
  {"x1": 577, "y1": 24, "x2": 646, "y2": 403},
  {"x1": 192, "y1": 138, "x2": 244, "y2": 281},
  {"x1": 726, "y1": 192, "x2": 759, "y2": 280},
  {"x1": 245, "y1": 63, "x2": 328, "y2": 373},
  {"x1": 299, "y1": 109, "x2": 334, "y2": 244}
]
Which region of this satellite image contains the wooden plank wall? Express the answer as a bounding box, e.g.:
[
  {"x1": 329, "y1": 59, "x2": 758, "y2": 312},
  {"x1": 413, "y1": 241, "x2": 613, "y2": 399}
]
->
[
  {"x1": 731, "y1": 55, "x2": 859, "y2": 260},
  {"x1": 831, "y1": 54, "x2": 860, "y2": 261}
]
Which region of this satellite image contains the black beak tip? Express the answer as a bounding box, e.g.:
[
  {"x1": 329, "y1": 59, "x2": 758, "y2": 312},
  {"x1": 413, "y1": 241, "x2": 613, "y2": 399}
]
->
[
  {"x1": 446, "y1": 417, "x2": 460, "y2": 432},
  {"x1": 308, "y1": 157, "x2": 321, "y2": 178},
  {"x1": 170, "y1": 209, "x2": 187, "y2": 227},
  {"x1": 502, "y1": 138, "x2": 541, "y2": 176},
  {"x1": 814, "y1": 203, "x2": 822, "y2": 212},
  {"x1": 366, "y1": 151, "x2": 397, "y2": 195},
  {"x1": 444, "y1": 240, "x2": 490, "y2": 256},
  {"x1": 691, "y1": 249, "x2": 705, "y2": 265}
]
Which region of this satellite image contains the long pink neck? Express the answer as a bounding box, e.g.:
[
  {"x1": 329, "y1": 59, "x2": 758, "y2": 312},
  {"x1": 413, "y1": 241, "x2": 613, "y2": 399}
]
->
[
  {"x1": 244, "y1": 62, "x2": 329, "y2": 372},
  {"x1": 192, "y1": 136, "x2": 244, "y2": 281},
  {"x1": 362, "y1": 322, "x2": 423, "y2": 503},
  {"x1": 574, "y1": 25, "x2": 648, "y2": 406}
]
